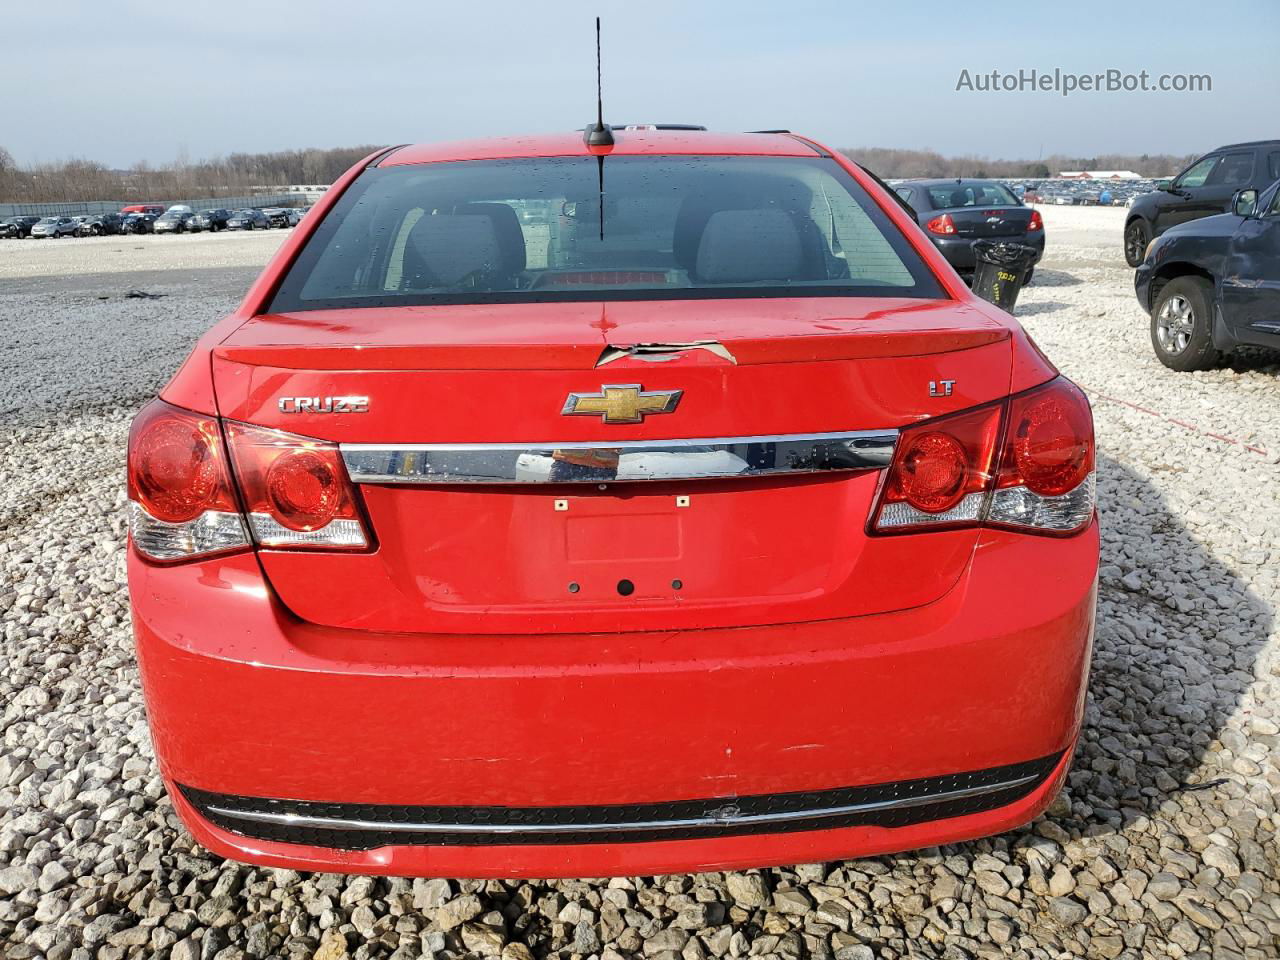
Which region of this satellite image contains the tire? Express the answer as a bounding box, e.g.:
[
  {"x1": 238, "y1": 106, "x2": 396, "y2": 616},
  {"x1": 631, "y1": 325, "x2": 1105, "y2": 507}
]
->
[
  {"x1": 1150, "y1": 275, "x2": 1221, "y2": 372},
  {"x1": 1124, "y1": 218, "x2": 1150, "y2": 268},
  {"x1": 1022, "y1": 268, "x2": 1034, "y2": 286}
]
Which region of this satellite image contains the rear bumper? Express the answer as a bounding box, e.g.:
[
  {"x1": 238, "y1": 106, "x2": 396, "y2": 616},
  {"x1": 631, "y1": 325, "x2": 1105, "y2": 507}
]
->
[
  {"x1": 130, "y1": 522, "x2": 1097, "y2": 877},
  {"x1": 930, "y1": 233, "x2": 1045, "y2": 273}
]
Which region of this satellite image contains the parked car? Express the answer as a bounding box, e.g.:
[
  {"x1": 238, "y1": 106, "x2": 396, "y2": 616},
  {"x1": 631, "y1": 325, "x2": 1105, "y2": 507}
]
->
[
  {"x1": 122, "y1": 213, "x2": 159, "y2": 234},
  {"x1": 154, "y1": 210, "x2": 195, "y2": 234},
  {"x1": 30, "y1": 216, "x2": 79, "y2": 238},
  {"x1": 225, "y1": 208, "x2": 270, "y2": 230},
  {"x1": 1134, "y1": 178, "x2": 1280, "y2": 370},
  {"x1": 77, "y1": 212, "x2": 125, "y2": 236},
  {"x1": 262, "y1": 207, "x2": 300, "y2": 228},
  {"x1": 188, "y1": 209, "x2": 231, "y2": 233},
  {"x1": 126, "y1": 131, "x2": 1097, "y2": 877},
  {"x1": 1124, "y1": 140, "x2": 1280, "y2": 267},
  {"x1": 894, "y1": 179, "x2": 1044, "y2": 283},
  {"x1": 120, "y1": 204, "x2": 166, "y2": 216},
  {"x1": 0, "y1": 215, "x2": 41, "y2": 238}
]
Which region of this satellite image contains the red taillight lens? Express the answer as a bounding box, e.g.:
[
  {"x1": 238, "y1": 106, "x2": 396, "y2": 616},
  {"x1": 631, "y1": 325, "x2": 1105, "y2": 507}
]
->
[
  {"x1": 131, "y1": 417, "x2": 221, "y2": 523},
  {"x1": 225, "y1": 422, "x2": 368, "y2": 550},
  {"x1": 925, "y1": 213, "x2": 956, "y2": 236},
  {"x1": 265, "y1": 450, "x2": 343, "y2": 531},
  {"x1": 875, "y1": 402, "x2": 1002, "y2": 531},
  {"x1": 997, "y1": 378, "x2": 1094, "y2": 496},
  {"x1": 127, "y1": 400, "x2": 248, "y2": 562},
  {"x1": 1027, "y1": 209, "x2": 1043, "y2": 232},
  {"x1": 872, "y1": 377, "x2": 1095, "y2": 536},
  {"x1": 892, "y1": 432, "x2": 968, "y2": 512}
]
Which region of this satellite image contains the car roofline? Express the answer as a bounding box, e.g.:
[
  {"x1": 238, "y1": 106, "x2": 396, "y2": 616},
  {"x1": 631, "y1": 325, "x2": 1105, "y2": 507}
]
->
[{"x1": 376, "y1": 131, "x2": 823, "y2": 167}]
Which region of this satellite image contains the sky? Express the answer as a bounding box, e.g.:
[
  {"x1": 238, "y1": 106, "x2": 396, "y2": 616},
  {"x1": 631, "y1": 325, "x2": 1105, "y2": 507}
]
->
[{"x1": 5, "y1": 0, "x2": 1278, "y2": 169}]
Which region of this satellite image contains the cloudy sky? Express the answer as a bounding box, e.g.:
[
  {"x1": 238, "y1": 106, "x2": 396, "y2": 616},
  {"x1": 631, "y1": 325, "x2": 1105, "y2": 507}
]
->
[{"x1": 6, "y1": 0, "x2": 1278, "y2": 168}]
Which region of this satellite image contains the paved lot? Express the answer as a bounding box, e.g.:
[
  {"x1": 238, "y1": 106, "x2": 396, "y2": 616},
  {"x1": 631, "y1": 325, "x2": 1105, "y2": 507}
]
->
[{"x1": 0, "y1": 210, "x2": 1277, "y2": 960}]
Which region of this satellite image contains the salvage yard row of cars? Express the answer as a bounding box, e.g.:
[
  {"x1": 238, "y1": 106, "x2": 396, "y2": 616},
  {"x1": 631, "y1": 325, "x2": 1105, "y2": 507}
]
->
[{"x1": 0, "y1": 203, "x2": 307, "y2": 238}]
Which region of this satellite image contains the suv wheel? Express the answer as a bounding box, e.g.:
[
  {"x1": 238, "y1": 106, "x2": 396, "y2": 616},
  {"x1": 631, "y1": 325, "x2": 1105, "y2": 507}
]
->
[
  {"x1": 1151, "y1": 276, "x2": 1221, "y2": 371},
  {"x1": 1124, "y1": 218, "x2": 1150, "y2": 267}
]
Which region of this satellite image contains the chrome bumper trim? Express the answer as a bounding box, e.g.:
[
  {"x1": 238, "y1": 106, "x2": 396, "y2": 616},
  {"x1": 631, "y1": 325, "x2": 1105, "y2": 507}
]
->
[
  {"x1": 340, "y1": 430, "x2": 897, "y2": 485},
  {"x1": 199, "y1": 771, "x2": 1039, "y2": 837}
]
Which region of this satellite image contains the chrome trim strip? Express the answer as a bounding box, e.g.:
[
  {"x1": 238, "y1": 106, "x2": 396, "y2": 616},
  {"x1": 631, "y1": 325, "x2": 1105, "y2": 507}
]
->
[
  {"x1": 202, "y1": 772, "x2": 1039, "y2": 836},
  {"x1": 341, "y1": 430, "x2": 897, "y2": 485}
]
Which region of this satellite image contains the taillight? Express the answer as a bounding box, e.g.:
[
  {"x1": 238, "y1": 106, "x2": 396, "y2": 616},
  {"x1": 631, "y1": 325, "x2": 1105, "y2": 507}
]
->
[
  {"x1": 1027, "y1": 209, "x2": 1043, "y2": 232},
  {"x1": 988, "y1": 378, "x2": 1095, "y2": 533},
  {"x1": 926, "y1": 214, "x2": 956, "y2": 236},
  {"x1": 127, "y1": 400, "x2": 249, "y2": 562},
  {"x1": 874, "y1": 403, "x2": 1002, "y2": 531},
  {"x1": 872, "y1": 377, "x2": 1094, "y2": 536},
  {"x1": 224, "y1": 422, "x2": 369, "y2": 550}
]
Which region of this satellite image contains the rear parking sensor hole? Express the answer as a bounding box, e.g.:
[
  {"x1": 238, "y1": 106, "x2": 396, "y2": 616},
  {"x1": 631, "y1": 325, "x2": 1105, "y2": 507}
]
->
[
  {"x1": 671, "y1": 579, "x2": 683, "y2": 590},
  {"x1": 568, "y1": 582, "x2": 580, "y2": 593},
  {"x1": 616, "y1": 579, "x2": 635, "y2": 597}
]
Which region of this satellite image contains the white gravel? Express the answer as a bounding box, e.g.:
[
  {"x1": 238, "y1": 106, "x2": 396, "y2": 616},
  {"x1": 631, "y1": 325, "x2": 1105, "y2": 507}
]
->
[{"x1": 1, "y1": 210, "x2": 1277, "y2": 960}]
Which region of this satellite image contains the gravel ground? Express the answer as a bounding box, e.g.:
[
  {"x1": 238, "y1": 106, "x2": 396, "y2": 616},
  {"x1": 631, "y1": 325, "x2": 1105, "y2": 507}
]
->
[{"x1": 1, "y1": 209, "x2": 1277, "y2": 960}]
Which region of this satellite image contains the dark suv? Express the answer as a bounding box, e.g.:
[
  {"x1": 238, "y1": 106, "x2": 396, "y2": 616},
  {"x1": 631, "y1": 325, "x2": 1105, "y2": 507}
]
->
[
  {"x1": 1124, "y1": 140, "x2": 1280, "y2": 266},
  {"x1": 0, "y1": 215, "x2": 41, "y2": 238},
  {"x1": 188, "y1": 209, "x2": 231, "y2": 232},
  {"x1": 77, "y1": 212, "x2": 125, "y2": 237}
]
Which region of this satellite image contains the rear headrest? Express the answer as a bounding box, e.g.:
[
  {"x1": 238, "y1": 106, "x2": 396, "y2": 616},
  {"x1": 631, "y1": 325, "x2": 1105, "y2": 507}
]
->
[
  {"x1": 405, "y1": 214, "x2": 501, "y2": 287},
  {"x1": 451, "y1": 202, "x2": 526, "y2": 273},
  {"x1": 694, "y1": 209, "x2": 803, "y2": 283}
]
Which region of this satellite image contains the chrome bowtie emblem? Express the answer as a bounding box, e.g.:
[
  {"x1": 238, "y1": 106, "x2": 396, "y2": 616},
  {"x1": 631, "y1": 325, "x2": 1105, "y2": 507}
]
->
[{"x1": 562, "y1": 384, "x2": 682, "y2": 424}]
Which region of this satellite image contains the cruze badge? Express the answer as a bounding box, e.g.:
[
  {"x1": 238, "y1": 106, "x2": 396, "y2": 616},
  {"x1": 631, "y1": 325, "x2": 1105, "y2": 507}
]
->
[
  {"x1": 562, "y1": 384, "x2": 682, "y2": 424},
  {"x1": 278, "y1": 396, "x2": 369, "y2": 414}
]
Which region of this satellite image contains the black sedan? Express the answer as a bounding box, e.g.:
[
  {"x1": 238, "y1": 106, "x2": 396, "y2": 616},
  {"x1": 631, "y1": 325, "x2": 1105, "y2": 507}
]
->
[
  {"x1": 188, "y1": 209, "x2": 231, "y2": 232},
  {"x1": 0, "y1": 215, "x2": 41, "y2": 238},
  {"x1": 1135, "y1": 180, "x2": 1280, "y2": 370},
  {"x1": 225, "y1": 209, "x2": 270, "y2": 230},
  {"x1": 893, "y1": 179, "x2": 1044, "y2": 283}
]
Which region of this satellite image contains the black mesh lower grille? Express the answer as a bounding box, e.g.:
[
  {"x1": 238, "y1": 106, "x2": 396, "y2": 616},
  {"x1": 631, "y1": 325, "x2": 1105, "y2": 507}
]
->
[{"x1": 179, "y1": 752, "x2": 1062, "y2": 850}]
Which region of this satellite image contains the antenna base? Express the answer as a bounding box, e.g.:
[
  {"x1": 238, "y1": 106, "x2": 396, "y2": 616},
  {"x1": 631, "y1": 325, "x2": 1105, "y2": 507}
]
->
[{"x1": 584, "y1": 123, "x2": 615, "y2": 147}]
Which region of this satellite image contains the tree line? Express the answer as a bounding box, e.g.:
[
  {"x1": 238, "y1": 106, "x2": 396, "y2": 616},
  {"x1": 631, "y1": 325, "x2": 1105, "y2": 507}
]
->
[
  {"x1": 0, "y1": 142, "x2": 1202, "y2": 203},
  {"x1": 0, "y1": 144, "x2": 385, "y2": 204},
  {"x1": 842, "y1": 147, "x2": 1198, "y2": 180}
]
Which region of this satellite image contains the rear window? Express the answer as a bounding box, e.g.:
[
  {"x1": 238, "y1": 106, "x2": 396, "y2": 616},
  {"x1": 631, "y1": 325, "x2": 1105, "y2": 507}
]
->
[
  {"x1": 269, "y1": 155, "x2": 942, "y2": 311},
  {"x1": 926, "y1": 183, "x2": 1019, "y2": 208}
]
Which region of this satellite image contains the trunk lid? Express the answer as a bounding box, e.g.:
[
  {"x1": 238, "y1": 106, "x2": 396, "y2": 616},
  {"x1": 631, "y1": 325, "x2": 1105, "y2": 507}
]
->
[
  {"x1": 213, "y1": 297, "x2": 1014, "y2": 634},
  {"x1": 944, "y1": 206, "x2": 1034, "y2": 239}
]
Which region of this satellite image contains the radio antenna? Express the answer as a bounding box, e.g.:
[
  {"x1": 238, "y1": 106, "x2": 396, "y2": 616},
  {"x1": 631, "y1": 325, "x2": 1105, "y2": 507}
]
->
[{"x1": 584, "y1": 17, "x2": 614, "y2": 147}]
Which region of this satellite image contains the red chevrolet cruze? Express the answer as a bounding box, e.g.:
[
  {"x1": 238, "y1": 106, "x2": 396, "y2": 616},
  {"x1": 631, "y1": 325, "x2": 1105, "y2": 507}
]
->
[{"x1": 127, "y1": 128, "x2": 1097, "y2": 877}]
